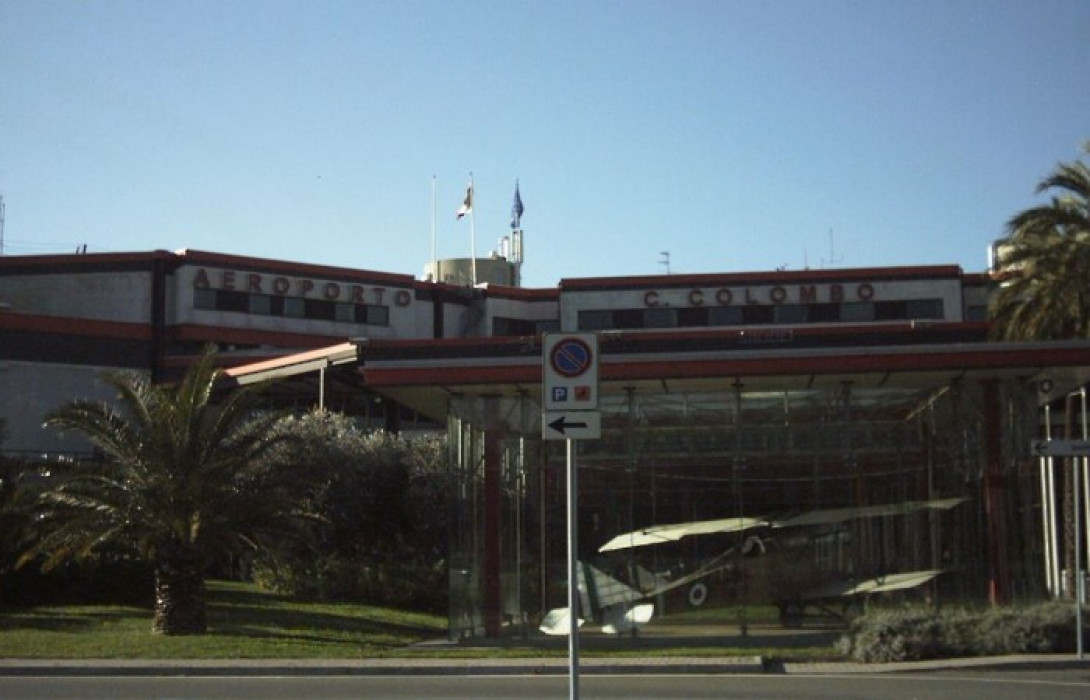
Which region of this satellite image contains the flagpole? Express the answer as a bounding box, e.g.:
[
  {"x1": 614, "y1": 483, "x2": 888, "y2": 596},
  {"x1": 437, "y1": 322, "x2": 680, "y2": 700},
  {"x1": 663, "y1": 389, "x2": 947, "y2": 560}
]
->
[
  {"x1": 469, "y1": 173, "x2": 477, "y2": 285},
  {"x1": 430, "y1": 175, "x2": 437, "y2": 282}
]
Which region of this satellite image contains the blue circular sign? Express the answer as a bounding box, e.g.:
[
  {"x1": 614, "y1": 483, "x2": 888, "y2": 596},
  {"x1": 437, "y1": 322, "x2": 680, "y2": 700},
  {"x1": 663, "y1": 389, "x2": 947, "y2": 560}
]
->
[{"x1": 550, "y1": 337, "x2": 593, "y2": 378}]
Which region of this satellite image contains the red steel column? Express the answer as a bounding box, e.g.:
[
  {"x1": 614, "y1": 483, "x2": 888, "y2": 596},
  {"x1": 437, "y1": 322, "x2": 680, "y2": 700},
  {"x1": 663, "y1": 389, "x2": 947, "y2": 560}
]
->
[
  {"x1": 981, "y1": 380, "x2": 1011, "y2": 604},
  {"x1": 483, "y1": 429, "x2": 503, "y2": 636}
]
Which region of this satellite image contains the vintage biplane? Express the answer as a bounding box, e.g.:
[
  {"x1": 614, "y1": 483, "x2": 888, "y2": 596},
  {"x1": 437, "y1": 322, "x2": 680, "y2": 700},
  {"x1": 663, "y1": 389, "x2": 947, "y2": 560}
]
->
[{"x1": 540, "y1": 496, "x2": 966, "y2": 635}]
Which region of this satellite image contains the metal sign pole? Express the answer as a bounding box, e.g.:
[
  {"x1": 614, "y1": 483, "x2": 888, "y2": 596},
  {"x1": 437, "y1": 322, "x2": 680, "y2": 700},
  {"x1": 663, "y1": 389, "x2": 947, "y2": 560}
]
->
[
  {"x1": 1076, "y1": 450, "x2": 1084, "y2": 659},
  {"x1": 567, "y1": 437, "x2": 580, "y2": 700}
]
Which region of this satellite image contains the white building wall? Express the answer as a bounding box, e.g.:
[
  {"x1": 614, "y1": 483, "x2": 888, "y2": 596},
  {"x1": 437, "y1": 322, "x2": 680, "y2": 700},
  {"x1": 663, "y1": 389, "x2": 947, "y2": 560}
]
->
[
  {"x1": 483, "y1": 295, "x2": 559, "y2": 333},
  {"x1": 0, "y1": 271, "x2": 152, "y2": 323},
  {"x1": 171, "y1": 264, "x2": 426, "y2": 340},
  {"x1": 560, "y1": 277, "x2": 965, "y2": 330},
  {"x1": 0, "y1": 360, "x2": 142, "y2": 456}
]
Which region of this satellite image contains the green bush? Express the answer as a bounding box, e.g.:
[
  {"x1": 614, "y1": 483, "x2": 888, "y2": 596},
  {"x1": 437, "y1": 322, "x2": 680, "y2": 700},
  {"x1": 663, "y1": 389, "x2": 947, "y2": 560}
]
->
[
  {"x1": 838, "y1": 602, "x2": 1082, "y2": 662},
  {"x1": 252, "y1": 411, "x2": 450, "y2": 613}
]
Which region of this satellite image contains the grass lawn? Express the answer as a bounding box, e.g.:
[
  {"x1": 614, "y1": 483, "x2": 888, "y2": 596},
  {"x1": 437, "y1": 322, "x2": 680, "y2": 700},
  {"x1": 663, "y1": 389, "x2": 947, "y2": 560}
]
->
[
  {"x1": 0, "y1": 580, "x2": 447, "y2": 659},
  {"x1": 0, "y1": 580, "x2": 842, "y2": 661}
]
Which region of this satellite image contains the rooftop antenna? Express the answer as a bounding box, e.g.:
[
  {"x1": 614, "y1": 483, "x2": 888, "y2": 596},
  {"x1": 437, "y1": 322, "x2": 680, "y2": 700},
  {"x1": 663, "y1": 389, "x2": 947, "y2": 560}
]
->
[
  {"x1": 659, "y1": 250, "x2": 670, "y2": 275},
  {"x1": 509, "y1": 180, "x2": 524, "y2": 286},
  {"x1": 0, "y1": 195, "x2": 5, "y2": 256},
  {"x1": 821, "y1": 228, "x2": 843, "y2": 268}
]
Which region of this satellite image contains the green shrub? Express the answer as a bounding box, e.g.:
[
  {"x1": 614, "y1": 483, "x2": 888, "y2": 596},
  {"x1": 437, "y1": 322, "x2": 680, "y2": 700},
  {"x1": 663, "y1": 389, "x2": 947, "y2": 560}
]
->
[
  {"x1": 251, "y1": 411, "x2": 450, "y2": 613},
  {"x1": 838, "y1": 602, "x2": 1082, "y2": 662}
]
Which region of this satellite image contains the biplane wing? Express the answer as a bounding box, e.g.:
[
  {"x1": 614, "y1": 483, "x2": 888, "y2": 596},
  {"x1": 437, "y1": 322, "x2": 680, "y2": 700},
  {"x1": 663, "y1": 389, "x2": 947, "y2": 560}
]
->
[
  {"x1": 773, "y1": 497, "x2": 967, "y2": 529},
  {"x1": 800, "y1": 569, "x2": 946, "y2": 601},
  {"x1": 598, "y1": 516, "x2": 767, "y2": 553},
  {"x1": 598, "y1": 497, "x2": 968, "y2": 553}
]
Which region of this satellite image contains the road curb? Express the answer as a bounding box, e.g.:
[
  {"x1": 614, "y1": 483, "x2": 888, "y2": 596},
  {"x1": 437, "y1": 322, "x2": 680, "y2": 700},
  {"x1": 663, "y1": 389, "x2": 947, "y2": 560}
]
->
[{"x1": 0, "y1": 654, "x2": 1084, "y2": 677}]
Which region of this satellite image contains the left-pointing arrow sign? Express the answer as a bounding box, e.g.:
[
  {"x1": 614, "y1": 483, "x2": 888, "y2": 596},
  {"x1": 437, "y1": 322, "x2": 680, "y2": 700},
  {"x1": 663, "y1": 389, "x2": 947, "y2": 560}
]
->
[
  {"x1": 548, "y1": 416, "x2": 587, "y2": 434},
  {"x1": 542, "y1": 411, "x2": 601, "y2": 441}
]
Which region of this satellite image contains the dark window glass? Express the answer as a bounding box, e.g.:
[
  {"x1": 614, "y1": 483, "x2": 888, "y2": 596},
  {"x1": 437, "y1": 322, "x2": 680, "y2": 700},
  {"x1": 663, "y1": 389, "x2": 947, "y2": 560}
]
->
[
  {"x1": 841, "y1": 302, "x2": 875, "y2": 322},
  {"x1": 578, "y1": 310, "x2": 612, "y2": 330},
  {"x1": 875, "y1": 301, "x2": 908, "y2": 320},
  {"x1": 367, "y1": 305, "x2": 390, "y2": 326},
  {"x1": 335, "y1": 303, "x2": 355, "y2": 323},
  {"x1": 709, "y1": 306, "x2": 743, "y2": 326},
  {"x1": 249, "y1": 295, "x2": 272, "y2": 315},
  {"x1": 774, "y1": 304, "x2": 808, "y2": 324},
  {"x1": 809, "y1": 303, "x2": 839, "y2": 322},
  {"x1": 304, "y1": 299, "x2": 335, "y2": 320},
  {"x1": 677, "y1": 307, "x2": 709, "y2": 327},
  {"x1": 284, "y1": 298, "x2": 305, "y2": 318},
  {"x1": 741, "y1": 305, "x2": 774, "y2": 324},
  {"x1": 612, "y1": 309, "x2": 645, "y2": 329},
  {"x1": 194, "y1": 288, "x2": 216, "y2": 310},
  {"x1": 645, "y1": 307, "x2": 677, "y2": 328},
  {"x1": 906, "y1": 299, "x2": 944, "y2": 320},
  {"x1": 216, "y1": 290, "x2": 249, "y2": 313},
  {"x1": 493, "y1": 316, "x2": 538, "y2": 336}
]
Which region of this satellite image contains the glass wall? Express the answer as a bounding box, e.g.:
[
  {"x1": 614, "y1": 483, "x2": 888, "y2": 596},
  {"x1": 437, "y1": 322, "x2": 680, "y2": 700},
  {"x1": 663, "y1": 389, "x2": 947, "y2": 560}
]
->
[{"x1": 447, "y1": 376, "x2": 1043, "y2": 638}]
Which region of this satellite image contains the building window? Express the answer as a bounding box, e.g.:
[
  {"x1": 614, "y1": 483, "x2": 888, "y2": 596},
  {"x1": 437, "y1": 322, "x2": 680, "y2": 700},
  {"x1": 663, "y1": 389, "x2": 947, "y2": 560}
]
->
[
  {"x1": 906, "y1": 299, "x2": 944, "y2": 320},
  {"x1": 809, "y1": 303, "x2": 840, "y2": 322},
  {"x1": 215, "y1": 290, "x2": 249, "y2": 313},
  {"x1": 493, "y1": 316, "x2": 538, "y2": 336},
  {"x1": 194, "y1": 288, "x2": 217, "y2": 310},
  {"x1": 645, "y1": 307, "x2": 677, "y2": 328},
  {"x1": 774, "y1": 304, "x2": 808, "y2": 324},
  {"x1": 741, "y1": 306, "x2": 774, "y2": 325},
  {"x1": 578, "y1": 310, "x2": 613, "y2": 331},
  {"x1": 841, "y1": 302, "x2": 875, "y2": 322},
  {"x1": 283, "y1": 298, "x2": 305, "y2": 318},
  {"x1": 874, "y1": 301, "x2": 907, "y2": 321},
  {"x1": 194, "y1": 290, "x2": 390, "y2": 326},
  {"x1": 361, "y1": 305, "x2": 390, "y2": 326},
  {"x1": 612, "y1": 309, "x2": 644, "y2": 329},
  {"x1": 335, "y1": 303, "x2": 355, "y2": 323},
  {"x1": 249, "y1": 294, "x2": 273, "y2": 315},
  {"x1": 677, "y1": 307, "x2": 709, "y2": 327},
  {"x1": 709, "y1": 306, "x2": 743, "y2": 326},
  {"x1": 304, "y1": 299, "x2": 336, "y2": 321}
]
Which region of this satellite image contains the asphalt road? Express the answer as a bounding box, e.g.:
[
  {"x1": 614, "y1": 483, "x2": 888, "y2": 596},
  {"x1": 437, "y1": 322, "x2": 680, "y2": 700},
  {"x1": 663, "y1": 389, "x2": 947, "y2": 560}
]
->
[{"x1": 2, "y1": 669, "x2": 1089, "y2": 700}]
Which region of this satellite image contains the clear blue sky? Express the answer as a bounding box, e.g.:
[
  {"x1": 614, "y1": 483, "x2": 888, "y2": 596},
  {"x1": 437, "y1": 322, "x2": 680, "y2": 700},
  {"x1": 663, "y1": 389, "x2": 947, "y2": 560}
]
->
[{"x1": 2, "y1": 0, "x2": 1088, "y2": 287}]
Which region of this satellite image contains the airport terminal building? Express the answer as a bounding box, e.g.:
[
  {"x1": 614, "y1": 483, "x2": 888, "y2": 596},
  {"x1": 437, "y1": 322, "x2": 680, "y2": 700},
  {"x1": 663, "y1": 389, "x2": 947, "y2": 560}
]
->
[{"x1": 2, "y1": 248, "x2": 1089, "y2": 638}]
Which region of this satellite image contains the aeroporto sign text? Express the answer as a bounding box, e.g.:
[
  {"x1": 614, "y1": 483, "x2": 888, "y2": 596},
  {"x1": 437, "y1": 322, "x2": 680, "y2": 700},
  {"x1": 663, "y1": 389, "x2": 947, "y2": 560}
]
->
[
  {"x1": 643, "y1": 283, "x2": 876, "y2": 307},
  {"x1": 192, "y1": 268, "x2": 413, "y2": 307}
]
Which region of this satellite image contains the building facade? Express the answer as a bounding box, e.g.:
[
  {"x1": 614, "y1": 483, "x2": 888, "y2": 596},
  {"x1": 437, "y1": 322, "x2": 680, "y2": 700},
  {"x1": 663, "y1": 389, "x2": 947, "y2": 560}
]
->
[{"x1": 3, "y1": 249, "x2": 1088, "y2": 640}]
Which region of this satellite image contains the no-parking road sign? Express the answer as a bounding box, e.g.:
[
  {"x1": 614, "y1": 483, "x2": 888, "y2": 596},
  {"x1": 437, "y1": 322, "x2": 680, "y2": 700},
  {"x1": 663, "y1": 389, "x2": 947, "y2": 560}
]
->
[{"x1": 543, "y1": 332, "x2": 599, "y2": 411}]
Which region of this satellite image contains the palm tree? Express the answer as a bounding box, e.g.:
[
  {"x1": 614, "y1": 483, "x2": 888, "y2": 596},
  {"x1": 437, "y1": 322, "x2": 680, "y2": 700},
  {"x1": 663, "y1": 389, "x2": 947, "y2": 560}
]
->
[
  {"x1": 990, "y1": 144, "x2": 1090, "y2": 340},
  {"x1": 990, "y1": 144, "x2": 1090, "y2": 601},
  {"x1": 17, "y1": 349, "x2": 297, "y2": 634}
]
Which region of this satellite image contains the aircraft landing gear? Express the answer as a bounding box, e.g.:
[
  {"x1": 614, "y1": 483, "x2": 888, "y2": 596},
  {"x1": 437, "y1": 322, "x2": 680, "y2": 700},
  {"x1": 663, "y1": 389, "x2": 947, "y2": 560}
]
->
[{"x1": 687, "y1": 582, "x2": 708, "y2": 607}]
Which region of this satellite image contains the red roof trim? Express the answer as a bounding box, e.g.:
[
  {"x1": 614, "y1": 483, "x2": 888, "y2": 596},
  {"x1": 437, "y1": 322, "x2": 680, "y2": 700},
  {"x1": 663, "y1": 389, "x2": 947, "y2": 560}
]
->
[
  {"x1": 168, "y1": 323, "x2": 344, "y2": 349},
  {"x1": 0, "y1": 311, "x2": 153, "y2": 340},
  {"x1": 0, "y1": 250, "x2": 175, "y2": 270},
  {"x1": 365, "y1": 364, "x2": 539, "y2": 387},
  {"x1": 560, "y1": 265, "x2": 966, "y2": 290},
  {"x1": 362, "y1": 343, "x2": 1090, "y2": 388}
]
